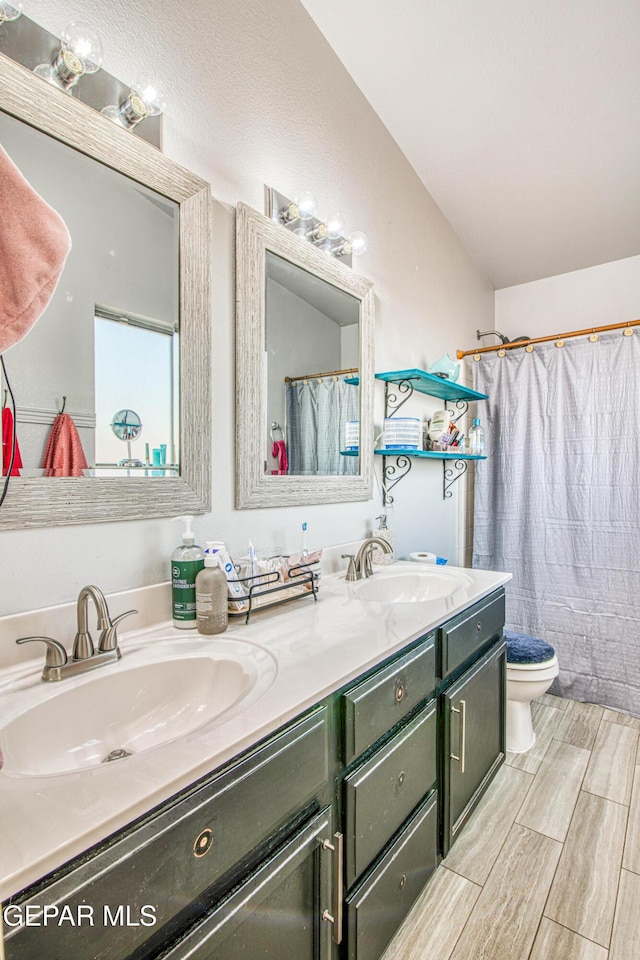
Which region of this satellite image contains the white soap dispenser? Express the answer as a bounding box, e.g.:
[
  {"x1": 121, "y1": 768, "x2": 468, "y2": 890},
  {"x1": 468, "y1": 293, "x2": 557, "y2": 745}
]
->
[
  {"x1": 195, "y1": 542, "x2": 229, "y2": 635},
  {"x1": 371, "y1": 514, "x2": 394, "y2": 566}
]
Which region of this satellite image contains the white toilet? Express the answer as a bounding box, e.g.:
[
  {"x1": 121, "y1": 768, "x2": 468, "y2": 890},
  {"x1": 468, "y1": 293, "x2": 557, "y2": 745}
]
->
[{"x1": 505, "y1": 631, "x2": 559, "y2": 753}]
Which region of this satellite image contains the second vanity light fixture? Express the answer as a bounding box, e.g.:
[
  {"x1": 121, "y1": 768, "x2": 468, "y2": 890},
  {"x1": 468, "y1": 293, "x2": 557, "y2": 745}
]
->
[
  {"x1": 268, "y1": 186, "x2": 368, "y2": 265},
  {"x1": 34, "y1": 21, "x2": 104, "y2": 91}
]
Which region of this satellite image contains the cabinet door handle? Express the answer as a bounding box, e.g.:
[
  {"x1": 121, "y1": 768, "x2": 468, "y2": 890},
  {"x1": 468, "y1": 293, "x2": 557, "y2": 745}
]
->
[
  {"x1": 450, "y1": 699, "x2": 467, "y2": 774},
  {"x1": 321, "y1": 831, "x2": 344, "y2": 944}
]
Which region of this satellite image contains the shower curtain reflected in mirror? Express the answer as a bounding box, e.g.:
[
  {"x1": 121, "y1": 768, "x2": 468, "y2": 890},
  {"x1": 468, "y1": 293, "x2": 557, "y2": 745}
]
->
[
  {"x1": 286, "y1": 377, "x2": 358, "y2": 476},
  {"x1": 473, "y1": 330, "x2": 640, "y2": 716}
]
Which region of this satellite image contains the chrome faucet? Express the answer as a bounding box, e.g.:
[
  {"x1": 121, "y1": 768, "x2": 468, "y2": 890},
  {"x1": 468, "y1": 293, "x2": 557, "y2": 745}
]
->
[
  {"x1": 16, "y1": 586, "x2": 137, "y2": 682},
  {"x1": 342, "y1": 537, "x2": 393, "y2": 581}
]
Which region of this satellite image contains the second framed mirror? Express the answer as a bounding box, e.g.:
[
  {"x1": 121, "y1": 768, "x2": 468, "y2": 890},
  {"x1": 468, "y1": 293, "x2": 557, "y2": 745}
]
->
[{"x1": 235, "y1": 203, "x2": 374, "y2": 508}]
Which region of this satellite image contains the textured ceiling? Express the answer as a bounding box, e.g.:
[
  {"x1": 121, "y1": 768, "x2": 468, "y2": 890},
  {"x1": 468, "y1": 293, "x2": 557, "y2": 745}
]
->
[{"x1": 299, "y1": 0, "x2": 640, "y2": 289}]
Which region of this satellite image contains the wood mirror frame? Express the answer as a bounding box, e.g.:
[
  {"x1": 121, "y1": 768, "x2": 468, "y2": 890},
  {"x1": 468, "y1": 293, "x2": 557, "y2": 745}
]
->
[{"x1": 235, "y1": 203, "x2": 374, "y2": 509}]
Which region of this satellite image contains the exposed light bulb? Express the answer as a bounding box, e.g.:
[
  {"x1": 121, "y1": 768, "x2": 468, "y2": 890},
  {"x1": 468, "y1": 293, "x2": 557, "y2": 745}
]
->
[
  {"x1": 102, "y1": 76, "x2": 168, "y2": 129},
  {"x1": 325, "y1": 212, "x2": 345, "y2": 240},
  {"x1": 0, "y1": 1, "x2": 22, "y2": 24},
  {"x1": 348, "y1": 231, "x2": 368, "y2": 256},
  {"x1": 34, "y1": 21, "x2": 104, "y2": 91},
  {"x1": 294, "y1": 191, "x2": 317, "y2": 221}
]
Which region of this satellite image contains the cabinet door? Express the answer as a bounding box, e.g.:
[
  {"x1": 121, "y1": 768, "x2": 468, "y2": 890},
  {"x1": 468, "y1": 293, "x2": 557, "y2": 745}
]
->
[
  {"x1": 442, "y1": 641, "x2": 506, "y2": 856},
  {"x1": 159, "y1": 807, "x2": 339, "y2": 960}
]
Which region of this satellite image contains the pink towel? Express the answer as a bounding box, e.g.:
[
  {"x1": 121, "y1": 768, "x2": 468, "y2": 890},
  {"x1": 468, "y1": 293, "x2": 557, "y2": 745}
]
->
[
  {"x1": 0, "y1": 145, "x2": 72, "y2": 355},
  {"x1": 271, "y1": 439, "x2": 288, "y2": 475},
  {"x1": 42, "y1": 413, "x2": 88, "y2": 478},
  {"x1": 2, "y1": 406, "x2": 23, "y2": 476}
]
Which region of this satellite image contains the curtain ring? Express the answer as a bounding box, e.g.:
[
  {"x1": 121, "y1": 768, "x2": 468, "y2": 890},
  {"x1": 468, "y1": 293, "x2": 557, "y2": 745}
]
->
[
  {"x1": 497, "y1": 348, "x2": 506, "y2": 357},
  {"x1": 525, "y1": 344, "x2": 534, "y2": 352},
  {"x1": 473, "y1": 353, "x2": 481, "y2": 361},
  {"x1": 623, "y1": 326, "x2": 634, "y2": 337},
  {"x1": 555, "y1": 340, "x2": 565, "y2": 348},
  {"x1": 589, "y1": 332, "x2": 599, "y2": 342}
]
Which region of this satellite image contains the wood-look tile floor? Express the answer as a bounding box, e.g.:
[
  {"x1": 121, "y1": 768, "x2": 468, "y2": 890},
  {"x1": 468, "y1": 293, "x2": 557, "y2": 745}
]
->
[{"x1": 383, "y1": 695, "x2": 640, "y2": 960}]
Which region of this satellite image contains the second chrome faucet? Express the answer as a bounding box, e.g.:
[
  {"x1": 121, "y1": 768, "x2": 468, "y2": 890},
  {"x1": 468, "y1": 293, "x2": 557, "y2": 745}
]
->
[
  {"x1": 342, "y1": 537, "x2": 394, "y2": 581},
  {"x1": 16, "y1": 585, "x2": 137, "y2": 682}
]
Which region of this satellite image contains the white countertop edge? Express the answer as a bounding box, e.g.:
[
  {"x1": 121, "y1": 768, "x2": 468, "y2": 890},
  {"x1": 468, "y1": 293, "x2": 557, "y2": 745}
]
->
[{"x1": 0, "y1": 563, "x2": 511, "y2": 901}]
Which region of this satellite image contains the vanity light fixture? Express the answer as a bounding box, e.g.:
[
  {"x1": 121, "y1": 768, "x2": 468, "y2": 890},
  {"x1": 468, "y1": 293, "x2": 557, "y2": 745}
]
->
[
  {"x1": 101, "y1": 76, "x2": 168, "y2": 129},
  {"x1": 266, "y1": 186, "x2": 368, "y2": 267},
  {"x1": 34, "y1": 21, "x2": 103, "y2": 92},
  {"x1": 0, "y1": 1, "x2": 22, "y2": 25}
]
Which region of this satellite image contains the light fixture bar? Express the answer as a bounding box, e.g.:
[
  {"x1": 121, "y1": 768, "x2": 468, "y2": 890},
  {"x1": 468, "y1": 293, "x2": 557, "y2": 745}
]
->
[{"x1": 266, "y1": 186, "x2": 354, "y2": 267}]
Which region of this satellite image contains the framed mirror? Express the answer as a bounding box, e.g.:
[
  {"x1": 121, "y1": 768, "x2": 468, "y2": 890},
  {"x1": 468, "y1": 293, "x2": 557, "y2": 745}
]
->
[
  {"x1": 0, "y1": 53, "x2": 211, "y2": 528},
  {"x1": 235, "y1": 203, "x2": 374, "y2": 508}
]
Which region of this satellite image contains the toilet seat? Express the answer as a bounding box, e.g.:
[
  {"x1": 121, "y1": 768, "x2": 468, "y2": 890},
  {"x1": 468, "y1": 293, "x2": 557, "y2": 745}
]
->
[{"x1": 507, "y1": 655, "x2": 559, "y2": 684}]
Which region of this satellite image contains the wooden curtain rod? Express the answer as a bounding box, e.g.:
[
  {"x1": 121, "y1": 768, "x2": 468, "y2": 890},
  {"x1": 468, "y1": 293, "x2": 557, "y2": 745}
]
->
[
  {"x1": 284, "y1": 366, "x2": 358, "y2": 382},
  {"x1": 456, "y1": 319, "x2": 640, "y2": 359}
]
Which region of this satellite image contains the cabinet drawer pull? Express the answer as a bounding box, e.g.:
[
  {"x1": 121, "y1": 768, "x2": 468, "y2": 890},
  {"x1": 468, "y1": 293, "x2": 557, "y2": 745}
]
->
[
  {"x1": 398, "y1": 771, "x2": 405, "y2": 787},
  {"x1": 399, "y1": 873, "x2": 407, "y2": 890},
  {"x1": 193, "y1": 828, "x2": 214, "y2": 858},
  {"x1": 450, "y1": 699, "x2": 467, "y2": 774},
  {"x1": 476, "y1": 621, "x2": 482, "y2": 632},
  {"x1": 320, "y1": 831, "x2": 344, "y2": 944},
  {"x1": 395, "y1": 681, "x2": 406, "y2": 703}
]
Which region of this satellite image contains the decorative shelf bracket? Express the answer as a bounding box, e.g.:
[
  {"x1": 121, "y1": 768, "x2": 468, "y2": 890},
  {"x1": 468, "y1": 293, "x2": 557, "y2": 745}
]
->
[
  {"x1": 443, "y1": 458, "x2": 469, "y2": 499},
  {"x1": 381, "y1": 454, "x2": 413, "y2": 506},
  {"x1": 445, "y1": 399, "x2": 469, "y2": 424},
  {"x1": 384, "y1": 379, "x2": 415, "y2": 417}
]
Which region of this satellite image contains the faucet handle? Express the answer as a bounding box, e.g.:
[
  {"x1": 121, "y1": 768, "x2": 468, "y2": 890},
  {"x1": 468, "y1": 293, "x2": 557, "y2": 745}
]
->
[
  {"x1": 341, "y1": 555, "x2": 358, "y2": 582},
  {"x1": 98, "y1": 609, "x2": 137, "y2": 653},
  {"x1": 16, "y1": 636, "x2": 68, "y2": 668}
]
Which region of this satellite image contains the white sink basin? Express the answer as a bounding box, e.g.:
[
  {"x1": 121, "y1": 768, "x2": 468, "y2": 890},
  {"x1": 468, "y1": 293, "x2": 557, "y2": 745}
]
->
[
  {"x1": 329, "y1": 564, "x2": 473, "y2": 603},
  {"x1": 0, "y1": 637, "x2": 277, "y2": 778}
]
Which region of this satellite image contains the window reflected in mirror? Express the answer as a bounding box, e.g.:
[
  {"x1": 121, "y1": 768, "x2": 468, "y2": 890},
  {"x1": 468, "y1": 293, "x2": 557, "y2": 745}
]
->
[
  {"x1": 93, "y1": 309, "x2": 179, "y2": 476},
  {"x1": 264, "y1": 251, "x2": 360, "y2": 477}
]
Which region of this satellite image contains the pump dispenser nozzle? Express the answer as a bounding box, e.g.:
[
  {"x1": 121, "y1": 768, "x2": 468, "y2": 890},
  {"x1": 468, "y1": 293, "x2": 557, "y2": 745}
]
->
[{"x1": 172, "y1": 515, "x2": 195, "y2": 545}]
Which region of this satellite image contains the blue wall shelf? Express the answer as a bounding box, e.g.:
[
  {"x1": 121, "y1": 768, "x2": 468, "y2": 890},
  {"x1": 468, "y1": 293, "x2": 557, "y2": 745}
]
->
[{"x1": 375, "y1": 369, "x2": 488, "y2": 501}]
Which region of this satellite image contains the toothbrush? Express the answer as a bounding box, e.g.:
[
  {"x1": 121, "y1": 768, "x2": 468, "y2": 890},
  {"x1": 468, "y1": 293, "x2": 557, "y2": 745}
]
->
[
  {"x1": 300, "y1": 522, "x2": 308, "y2": 562},
  {"x1": 248, "y1": 540, "x2": 258, "y2": 581}
]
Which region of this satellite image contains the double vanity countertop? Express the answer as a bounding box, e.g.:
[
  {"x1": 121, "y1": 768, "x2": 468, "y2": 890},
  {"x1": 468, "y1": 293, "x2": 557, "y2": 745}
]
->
[{"x1": 0, "y1": 562, "x2": 510, "y2": 901}]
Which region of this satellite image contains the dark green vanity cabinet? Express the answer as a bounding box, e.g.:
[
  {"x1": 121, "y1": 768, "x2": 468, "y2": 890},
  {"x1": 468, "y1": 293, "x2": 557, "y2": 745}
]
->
[
  {"x1": 3, "y1": 708, "x2": 336, "y2": 960},
  {"x1": 439, "y1": 590, "x2": 507, "y2": 856},
  {"x1": 3, "y1": 587, "x2": 506, "y2": 960},
  {"x1": 340, "y1": 633, "x2": 440, "y2": 960}
]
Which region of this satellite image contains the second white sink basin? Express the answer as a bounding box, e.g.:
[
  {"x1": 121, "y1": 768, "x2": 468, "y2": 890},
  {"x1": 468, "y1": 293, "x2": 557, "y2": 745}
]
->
[
  {"x1": 0, "y1": 637, "x2": 277, "y2": 778},
  {"x1": 329, "y1": 564, "x2": 473, "y2": 604}
]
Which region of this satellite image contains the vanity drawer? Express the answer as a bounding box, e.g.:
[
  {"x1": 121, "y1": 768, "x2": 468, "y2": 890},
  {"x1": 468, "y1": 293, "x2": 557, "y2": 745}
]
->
[
  {"x1": 345, "y1": 790, "x2": 438, "y2": 960},
  {"x1": 343, "y1": 633, "x2": 436, "y2": 764},
  {"x1": 440, "y1": 590, "x2": 505, "y2": 679},
  {"x1": 343, "y1": 699, "x2": 437, "y2": 886},
  {"x1": 3, "y1": 708, "x2": 329, "y2": 960}
]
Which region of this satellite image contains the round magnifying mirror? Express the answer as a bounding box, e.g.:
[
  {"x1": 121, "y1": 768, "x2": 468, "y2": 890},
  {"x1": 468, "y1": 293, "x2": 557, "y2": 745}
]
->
[{"x1": 111, "y1": 409, "x2": 143, "y2": 466}]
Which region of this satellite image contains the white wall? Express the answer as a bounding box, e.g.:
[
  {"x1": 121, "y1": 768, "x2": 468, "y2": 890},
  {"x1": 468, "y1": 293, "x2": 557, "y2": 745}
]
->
[
  {"x1": 0, "y1": 0, "x2": 494, "y2": 617},
  {"x1": 496, "y1": 255, "x2": 640, "y2": 339}
]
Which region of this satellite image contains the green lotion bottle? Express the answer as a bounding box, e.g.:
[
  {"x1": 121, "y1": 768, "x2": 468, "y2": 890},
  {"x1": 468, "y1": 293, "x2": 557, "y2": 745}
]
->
[{"x1": 171, "y1": 515, "x2": 205, "y2": 629}]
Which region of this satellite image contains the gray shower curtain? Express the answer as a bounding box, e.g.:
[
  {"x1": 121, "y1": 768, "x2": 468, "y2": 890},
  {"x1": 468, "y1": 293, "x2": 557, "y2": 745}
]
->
[
  {"x1": 286, "y1": 377, "x2": 358, "y2": 476},
  {"x1": 473, "y1": 330, "x2": 640, "y2": 716}
]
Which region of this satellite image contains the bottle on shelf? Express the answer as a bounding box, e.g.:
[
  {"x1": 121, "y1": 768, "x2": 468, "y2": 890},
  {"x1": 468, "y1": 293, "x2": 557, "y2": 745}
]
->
[{"x1": 468, "y1": 418, "x2": 485, "y2": 456}]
